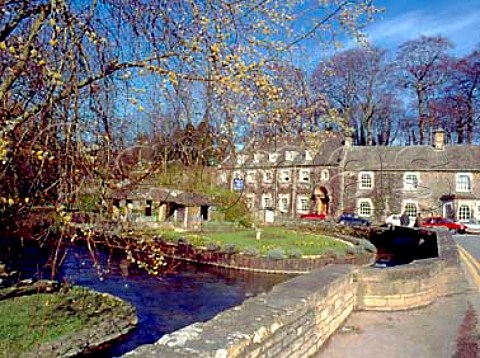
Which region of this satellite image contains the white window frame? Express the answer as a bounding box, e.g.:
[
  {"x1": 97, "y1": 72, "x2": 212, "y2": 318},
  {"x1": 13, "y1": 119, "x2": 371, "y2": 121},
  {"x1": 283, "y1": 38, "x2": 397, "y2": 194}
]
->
[
  {"x1": 219, "y1": 172, "x2": 228, "y2": 184},
  {"x1": 297, "y1": 196, "x2": 310, "y2": 213},
  {"x1": 304, "y1": 150, "x2": 312, "y2": 161},
  {"x1": 404, "y1": 172, "x2": 419, "y2": 191},
  {"x1": 278, "y1": 194, "x2": 290, "y2": 213},
  {"x1": 285, "y1": 151, "x2": 297, "y2": 161},
  {"x1": 321, "y1": 169, "x2": 330, "y2": 181},
  {"x1": 263, "y1": 170, "x2": 273, "y2": 183},
  {"x1": 359, "y1": 171, "x2": 374, "y2": 189},
  {"x1": 403, "y1": 201, "x2": 418, "y2": 218},
  {"x1": 357, "y1": 198, "x2": 373, "y2": 217},
  {"x1": 299, "y1": 169, "x2": 310, "y2": 183},
  {"x1": 280, "y1": 169, "x2": 291, "y2": 183},
  {"x1": 236, "y1": 155, "x2": 246, "y2": 165},
  {"x1": 456, "y1": 173, "x2": 472, "y2": 192},
  {"x1": 246, "y1": 194, "x2": 255, "y2": 209},
  {"x1": 262, "y1": 194, "x2": 273, "y2": 209},
  {"x1": 253, "y1": 153, "x2": 263, "y2": 163},
  {"x1": 268, "y1": 152, "x2": 278, "y2": 163},
  {"x1": 458, "y1": 205, "x2": 471, "y2": 221},
  {"x1": 246, "y1": 170, "x2": 256, "y2": 184}
]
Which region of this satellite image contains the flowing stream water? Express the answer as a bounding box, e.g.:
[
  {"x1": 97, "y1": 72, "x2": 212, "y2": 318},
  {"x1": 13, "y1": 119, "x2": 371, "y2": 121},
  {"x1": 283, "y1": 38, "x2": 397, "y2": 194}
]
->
[{"x1": 22, "y1": 244, "x2": 291, "y2": 357}]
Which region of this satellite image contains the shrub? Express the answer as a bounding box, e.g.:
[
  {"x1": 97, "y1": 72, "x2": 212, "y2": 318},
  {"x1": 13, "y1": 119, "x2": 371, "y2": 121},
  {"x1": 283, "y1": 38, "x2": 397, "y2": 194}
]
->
[
  {"x1": 287, "y1": 248, "x2": 303, "y2": 259},
  {"x1": 243, "y1": 246, "x2": 259, "y2": 257},
  {"x1": 266, "y1": 248, "x2": 286, "y2": 260}
]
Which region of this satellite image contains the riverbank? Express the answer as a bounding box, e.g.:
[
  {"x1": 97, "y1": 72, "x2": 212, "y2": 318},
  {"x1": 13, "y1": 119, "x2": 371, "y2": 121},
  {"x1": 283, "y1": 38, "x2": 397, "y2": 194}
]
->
[{"x1": 0, "y1": 281, "x2": 137, "y2": 357}]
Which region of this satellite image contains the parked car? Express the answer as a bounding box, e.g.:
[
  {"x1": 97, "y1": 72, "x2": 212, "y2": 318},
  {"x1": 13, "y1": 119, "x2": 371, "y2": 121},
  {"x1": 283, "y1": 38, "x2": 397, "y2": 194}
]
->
[
  {"x1": 300, "y1": 212, "x2": 327, "y2": 221},
  {"x1": 420, "y1": 217, "x2": 468, "y2": 234},
  {"x1": 337, "y1": 213, "x2": 371, "y2": 226},
  {"x1": 458, "y1": 219, "x2": 480, "y2": 233},
  {"x1": 385, "y1": 214, "x2": 416, "y2": 227}
]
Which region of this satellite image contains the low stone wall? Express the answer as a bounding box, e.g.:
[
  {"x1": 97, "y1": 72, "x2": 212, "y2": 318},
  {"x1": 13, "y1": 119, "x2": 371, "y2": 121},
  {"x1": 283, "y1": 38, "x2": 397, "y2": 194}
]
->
[
  {"x1": 125, "y1": 237, "x2": 375, "y2": 274},
  {"x1": 125, "y1": 229, "x2": 468, "y2": 357},
  {"x1": 126, "y1": 265, "x2": 357, "y2": 358}
]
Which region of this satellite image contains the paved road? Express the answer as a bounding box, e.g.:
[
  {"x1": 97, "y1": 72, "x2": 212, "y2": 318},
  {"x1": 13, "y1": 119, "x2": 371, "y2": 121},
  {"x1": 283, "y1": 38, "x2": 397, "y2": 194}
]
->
[{"x1": 316, "y1": 234, "x2": 480, "y2": 358}]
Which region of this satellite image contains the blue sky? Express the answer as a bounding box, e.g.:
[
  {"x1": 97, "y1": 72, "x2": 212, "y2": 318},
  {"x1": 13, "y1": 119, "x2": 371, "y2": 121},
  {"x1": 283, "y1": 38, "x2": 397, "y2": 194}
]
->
[{"x1": 365, "y1": 0, "x2": 480, "y2": 55}]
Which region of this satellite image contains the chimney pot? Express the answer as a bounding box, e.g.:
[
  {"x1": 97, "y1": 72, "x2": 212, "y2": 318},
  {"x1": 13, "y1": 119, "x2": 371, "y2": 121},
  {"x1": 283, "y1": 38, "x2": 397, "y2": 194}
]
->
[{"x1": 433, "y1": 128, "x2": 445, "y2": 150}]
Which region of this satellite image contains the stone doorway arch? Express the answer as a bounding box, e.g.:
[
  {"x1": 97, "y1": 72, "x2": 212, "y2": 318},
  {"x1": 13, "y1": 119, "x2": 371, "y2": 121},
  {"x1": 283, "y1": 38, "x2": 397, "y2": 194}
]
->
[{"x1": 313, "y1": 186, "x2": 330, "y2": 217}]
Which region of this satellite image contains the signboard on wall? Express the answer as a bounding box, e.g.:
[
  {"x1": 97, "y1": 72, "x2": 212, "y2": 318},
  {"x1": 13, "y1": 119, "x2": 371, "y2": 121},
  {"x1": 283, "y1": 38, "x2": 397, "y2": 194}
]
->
[{"x1": 233, "y1": 178, "x2": 244, "y2": 191}]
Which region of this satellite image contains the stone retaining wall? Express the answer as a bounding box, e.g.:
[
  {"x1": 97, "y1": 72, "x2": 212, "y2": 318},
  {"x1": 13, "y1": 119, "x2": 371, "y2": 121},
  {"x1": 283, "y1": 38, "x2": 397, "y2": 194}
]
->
[
  {"x1": 125, "y1": 230, "x2": 468, "y2": 357},
  {"x1": 126, "y1": 265, "x2": 356, "y2": 358}
]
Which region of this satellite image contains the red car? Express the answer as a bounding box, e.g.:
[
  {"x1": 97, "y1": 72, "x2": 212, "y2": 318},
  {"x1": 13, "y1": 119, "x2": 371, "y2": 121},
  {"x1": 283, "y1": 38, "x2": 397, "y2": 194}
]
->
[
  {"x1": 300, "y1": 212, "x2": 327, "y2": 220},
  {"x1": 420, "y1": 217, "x2": 468, "y2": 234}
]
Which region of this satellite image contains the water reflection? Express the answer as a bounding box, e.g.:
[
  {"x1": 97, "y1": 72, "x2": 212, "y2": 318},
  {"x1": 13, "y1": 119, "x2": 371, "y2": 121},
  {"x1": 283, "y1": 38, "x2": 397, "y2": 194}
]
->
[{"x1": 56, "y1": 245, "x2": 291, "y2": 357}]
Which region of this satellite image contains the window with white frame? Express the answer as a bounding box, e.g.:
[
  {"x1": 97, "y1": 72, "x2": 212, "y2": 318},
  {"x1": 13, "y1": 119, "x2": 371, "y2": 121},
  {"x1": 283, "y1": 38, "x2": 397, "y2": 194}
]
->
[
  {"x1": 285, "y1": 151, "x2": 297, "y2": 161},
  {"x1": 246, "y1": 170, "x2": 256, "y2": 184},
  {"x1": 299, "y1": 169, "x2": 310, "y2": 183},
  {"x1": 321, "y1": 169, "x2": 330, "y2": 181},
  {"x1": 263, "y1": 170, "x2": 273, "y2": 183},
  {"x1": 219, "y1": 172, "x2": 227, "y2": 184},
  {"x1": 268, "y1": 152, "x2": 278, "y2": 163},
  {"x1": 280, "y1": 169, "x2": 291, "y2": 183},
  {"x1": 236, "y1": 155, "x2": 246, "y2": 165},
  {"x1": 297, "y1": 196, "x2": 310, "y2": 213},
  {"x1": 253, "y1": 153, "x2": 263, "y2": 163},
  {"x1": 403, "y1": 202, "x2": 418, "y2": 218},
  {"x1": 262, "y1": 194, "x2": 273, "y2": 209},
  {"x1": 279, "y1": 195, "x2": 290, "y2": 213},
  {"x1": 404, "y1": 172, "x2": 419, "y2": 191},
  {"x1": 359, "y1": 172, "x2": 374, "y2": 189},
  {"x1": 458, "y1": 205, "x2": 471, "y2": 221},
  {"x1": 246, "y1": 194, "x2": 255, "y2": 208},
  {"x1": 456, "y1": 173, "x2": 472, "y2": 192},
  {"x1": 304, "y1": 150, "x2": 312, "y2": 161},
  {"x1": 358, "y1": 199, "x2": 373, "y2": 217}
]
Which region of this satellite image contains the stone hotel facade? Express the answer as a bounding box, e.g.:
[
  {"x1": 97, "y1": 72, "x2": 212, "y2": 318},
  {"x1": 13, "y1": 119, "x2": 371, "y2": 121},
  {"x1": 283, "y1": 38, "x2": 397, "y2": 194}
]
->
[{"x1": 217, "y1": 129, "x2": 480, "y2": 224}]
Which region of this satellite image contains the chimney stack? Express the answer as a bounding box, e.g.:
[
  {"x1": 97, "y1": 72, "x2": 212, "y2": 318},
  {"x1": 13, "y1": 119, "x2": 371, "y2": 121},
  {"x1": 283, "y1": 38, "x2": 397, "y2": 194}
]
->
[{"x1": 433, "y1": 128, "x2": 445, "y2": 150}]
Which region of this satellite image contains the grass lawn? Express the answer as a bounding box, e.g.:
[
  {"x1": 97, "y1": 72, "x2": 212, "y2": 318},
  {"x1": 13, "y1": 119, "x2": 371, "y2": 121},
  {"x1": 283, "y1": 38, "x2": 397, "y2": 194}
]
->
[
  {"x1": 158, "y1": 226, "x2": 348, "y2": 257},
  {"x1": 0, "y1": 286, "x2": 128, "y2": 357}
]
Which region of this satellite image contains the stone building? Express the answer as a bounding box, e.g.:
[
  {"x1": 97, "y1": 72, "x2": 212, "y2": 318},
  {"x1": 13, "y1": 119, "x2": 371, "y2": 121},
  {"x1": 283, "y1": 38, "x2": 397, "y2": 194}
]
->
[{"x1": 217, "y1": 129, "x2": 480, "y2": 224}]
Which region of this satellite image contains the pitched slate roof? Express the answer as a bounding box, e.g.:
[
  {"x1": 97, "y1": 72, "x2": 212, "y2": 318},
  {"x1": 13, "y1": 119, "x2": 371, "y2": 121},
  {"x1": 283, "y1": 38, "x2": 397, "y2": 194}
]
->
[
  {"x1": 220, "y1": 131, "x2": 345, "y2": 169},
  {"x1": 343, "y1": 145, "x2": 480, "y2": 171}
]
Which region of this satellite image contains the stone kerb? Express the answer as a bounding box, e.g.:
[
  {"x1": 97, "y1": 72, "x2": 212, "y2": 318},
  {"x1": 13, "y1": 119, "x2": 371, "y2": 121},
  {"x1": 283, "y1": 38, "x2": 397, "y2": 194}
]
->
[{"x1": 125, "y1": 265, "x2": 357, "y2": 358}]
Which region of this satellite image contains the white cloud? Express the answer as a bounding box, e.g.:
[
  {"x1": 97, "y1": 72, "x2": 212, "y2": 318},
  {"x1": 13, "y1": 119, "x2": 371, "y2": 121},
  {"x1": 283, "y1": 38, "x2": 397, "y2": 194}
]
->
[{"x1": 365, "y1": 7, "x2": 480, "y2": 55}]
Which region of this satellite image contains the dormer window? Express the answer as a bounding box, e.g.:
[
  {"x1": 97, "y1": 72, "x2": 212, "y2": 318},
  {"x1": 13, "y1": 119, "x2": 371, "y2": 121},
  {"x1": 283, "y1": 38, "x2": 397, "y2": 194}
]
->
[
  {"x1": 299, "y1": 169, "x2": 310, "y2": 183},
  {"x1": 304, "y1": 150, "x2": 312, "y2": 161},
  {"x1": 236, "y1": 155, "x2": 246, "y2": 165},
  {"x1": 268, "y1": 153, "x2": 278, "y2": 163},
  {"x1": 285, "y1": 151, "x2": 297, "y2": 161},
  {"x1": 253, "y1": 153, "x2": 263, "y2": 163}
]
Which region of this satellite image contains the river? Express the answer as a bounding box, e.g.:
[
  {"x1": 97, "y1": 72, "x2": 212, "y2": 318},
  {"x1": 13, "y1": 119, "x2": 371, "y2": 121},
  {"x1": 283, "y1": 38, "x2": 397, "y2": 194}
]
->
[{"x1": 24, "y1": 244, "x2": 291, "y2": 357}]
